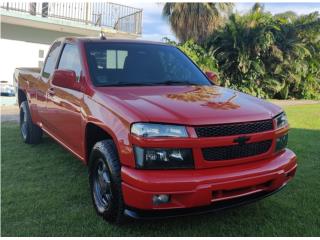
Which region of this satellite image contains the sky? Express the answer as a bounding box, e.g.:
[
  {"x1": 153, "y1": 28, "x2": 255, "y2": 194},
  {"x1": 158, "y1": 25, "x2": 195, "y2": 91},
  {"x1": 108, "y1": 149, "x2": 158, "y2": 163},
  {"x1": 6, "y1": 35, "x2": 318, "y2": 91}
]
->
[{"x1": 127, "y1": 2, "x2": 320, "y2": 42}]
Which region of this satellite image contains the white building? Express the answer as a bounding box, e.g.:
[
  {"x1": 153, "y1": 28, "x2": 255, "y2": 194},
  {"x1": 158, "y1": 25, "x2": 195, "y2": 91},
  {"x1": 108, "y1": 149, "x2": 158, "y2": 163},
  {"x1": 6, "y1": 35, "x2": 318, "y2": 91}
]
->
[{"x1": 0, "y1": 2, "x2": 143, "y2": 84}]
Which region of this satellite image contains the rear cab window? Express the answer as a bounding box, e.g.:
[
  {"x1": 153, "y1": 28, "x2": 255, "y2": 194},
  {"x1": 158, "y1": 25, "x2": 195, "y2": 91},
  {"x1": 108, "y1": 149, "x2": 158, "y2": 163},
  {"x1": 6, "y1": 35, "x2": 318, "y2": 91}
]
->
[{"x1": 42, "y1": 41, "x2": 61, "y2": 79}]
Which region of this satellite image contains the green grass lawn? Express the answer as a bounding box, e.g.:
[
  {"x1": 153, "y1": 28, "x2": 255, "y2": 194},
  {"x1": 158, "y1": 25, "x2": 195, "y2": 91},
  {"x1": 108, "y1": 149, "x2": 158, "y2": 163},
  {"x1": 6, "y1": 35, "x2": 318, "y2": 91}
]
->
[{"x1": 1, "y1": 104, "x2": 320, "y2": 236}]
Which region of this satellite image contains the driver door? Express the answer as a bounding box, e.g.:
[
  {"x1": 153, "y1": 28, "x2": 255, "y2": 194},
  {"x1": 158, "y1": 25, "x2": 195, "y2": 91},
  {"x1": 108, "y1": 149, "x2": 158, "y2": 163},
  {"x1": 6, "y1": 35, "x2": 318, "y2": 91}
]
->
[{"x1": 45, "y1": 43, "x2": 84, "y2": 156}]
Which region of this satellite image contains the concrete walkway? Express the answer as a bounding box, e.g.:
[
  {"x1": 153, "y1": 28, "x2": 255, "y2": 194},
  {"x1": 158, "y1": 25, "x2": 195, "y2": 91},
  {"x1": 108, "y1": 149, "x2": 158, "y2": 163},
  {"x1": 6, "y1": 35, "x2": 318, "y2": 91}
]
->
[
  {"x1": 0, "y1": 96, "x2": 17, "y2": 106},
  {"x1": 1, "y1": 105, "x2": 19, "y2": 122}
]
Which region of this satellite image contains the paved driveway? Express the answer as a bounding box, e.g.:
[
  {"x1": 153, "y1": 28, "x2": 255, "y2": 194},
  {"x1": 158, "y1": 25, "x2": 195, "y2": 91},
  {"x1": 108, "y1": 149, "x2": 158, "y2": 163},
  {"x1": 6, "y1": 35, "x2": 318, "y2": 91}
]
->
[
  {"x1": 1, "y1": 105, "x2": 19, "y2": 122},
  {"x1": 0, "y1": 96, "x2": 17, "y2": 106},
  {"x1": 1, "y1": 96, "x2": 18, "y2": 122}
]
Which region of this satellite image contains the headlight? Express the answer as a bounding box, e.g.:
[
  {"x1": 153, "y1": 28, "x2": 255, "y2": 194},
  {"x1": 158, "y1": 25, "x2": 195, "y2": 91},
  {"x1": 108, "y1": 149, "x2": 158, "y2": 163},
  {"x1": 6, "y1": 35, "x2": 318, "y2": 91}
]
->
[
  {"x1": 134, "y1": 146, "x2": 194, "y2": 169},
  {"x1": 274, "y1": 112, "x2": 288, "y2": 129},
  {"x1": 131, "y1": 123, "x2": 188, "y2": 138}
]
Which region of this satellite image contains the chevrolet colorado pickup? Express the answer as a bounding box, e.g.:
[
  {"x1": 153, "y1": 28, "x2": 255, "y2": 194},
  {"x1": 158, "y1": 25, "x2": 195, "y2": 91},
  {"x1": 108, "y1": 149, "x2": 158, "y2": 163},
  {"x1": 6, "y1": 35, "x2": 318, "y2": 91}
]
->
[{"x1": 15, "y1": 37, "x2": 297, "y2": 223}]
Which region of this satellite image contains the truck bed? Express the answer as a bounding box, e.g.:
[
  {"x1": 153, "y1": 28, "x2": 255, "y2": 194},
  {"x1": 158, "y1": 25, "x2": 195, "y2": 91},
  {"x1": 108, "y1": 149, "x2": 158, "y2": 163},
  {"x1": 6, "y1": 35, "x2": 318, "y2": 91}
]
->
[
  {"x1": 15, "y1": 67, "x2": 41, "y2": 74},
  {"x1": 14, "y1": 67, "x2": 42, "y2": 94}
]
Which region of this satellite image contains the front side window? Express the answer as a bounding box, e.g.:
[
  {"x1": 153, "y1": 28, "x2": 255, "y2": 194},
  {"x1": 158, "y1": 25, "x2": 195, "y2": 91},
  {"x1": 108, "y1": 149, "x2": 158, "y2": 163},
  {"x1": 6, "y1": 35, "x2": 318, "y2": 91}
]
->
[
  {"x1": 42, "y1": 41, "x2": 61, "y2": 78},
  {"x1": 58, "y1": 44, "x2": 82, "y2": 80},
  {"x1": 85, "y1": 42, "x2": 211, "y2": 87}
]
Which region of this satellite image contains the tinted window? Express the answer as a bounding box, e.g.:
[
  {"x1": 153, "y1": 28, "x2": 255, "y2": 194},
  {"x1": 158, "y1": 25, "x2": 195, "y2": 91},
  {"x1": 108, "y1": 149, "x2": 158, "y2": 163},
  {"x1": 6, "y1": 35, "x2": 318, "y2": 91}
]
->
[
  {"x1": 106, "y1": 50, "x2": 128, "y2": 69},
  {"x1": 42, "y1": 41, "x2": 61, "y2": 78},
  {"x1": 58, "y1": 44, "x2": 82, "y2": 80},
  {"x1": 85, "y1": 43, "x2": 211, "y2": 86}
]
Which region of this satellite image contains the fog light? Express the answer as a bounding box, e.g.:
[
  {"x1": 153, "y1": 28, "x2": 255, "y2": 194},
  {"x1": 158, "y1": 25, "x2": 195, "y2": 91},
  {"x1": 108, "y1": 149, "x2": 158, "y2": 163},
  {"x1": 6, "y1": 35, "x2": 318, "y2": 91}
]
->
[
  {"x1": 275, "y1": 134, "x2": 288, "y2": 152},
  {"x1": 153, "y1": 194, "x2": 170, "y2": 205}
]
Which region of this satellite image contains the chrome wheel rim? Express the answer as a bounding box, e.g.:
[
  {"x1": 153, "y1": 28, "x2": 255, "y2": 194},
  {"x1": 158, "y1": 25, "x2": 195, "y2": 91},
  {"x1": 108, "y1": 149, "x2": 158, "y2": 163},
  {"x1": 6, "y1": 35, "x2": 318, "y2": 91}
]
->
[
  {"x1": 93, "y1": 159, "x2": 112, "y2": 211},
  {"x1": 20, "y1": 107, "x2": 27, "y2": 139}
]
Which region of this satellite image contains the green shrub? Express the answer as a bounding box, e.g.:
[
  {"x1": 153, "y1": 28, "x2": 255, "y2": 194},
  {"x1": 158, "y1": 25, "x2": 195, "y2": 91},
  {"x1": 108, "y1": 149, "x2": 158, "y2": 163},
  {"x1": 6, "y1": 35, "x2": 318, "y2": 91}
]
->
[
  {"x1": 163, "y1": 38, "x2": 219, "y2": 73},
  {"x1": 207, "y1": 11, "x2": 320, "y2": 99},
  {"x1": 163, "y1": 9, "x2": 320, "y2": 100}
]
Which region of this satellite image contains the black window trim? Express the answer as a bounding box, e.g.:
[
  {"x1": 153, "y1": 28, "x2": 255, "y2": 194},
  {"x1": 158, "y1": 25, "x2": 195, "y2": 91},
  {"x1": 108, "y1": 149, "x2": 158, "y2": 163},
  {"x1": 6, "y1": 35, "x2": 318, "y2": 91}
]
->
[
  {"x1": 176, "y1": 47, "x2": 214, "y2": 86},
  {"x1": 57, "y1": 42, "x2": 82, "y2": 83},
  {"x1": 41, "y1": 40, "x2": 62, "y2": 80}
]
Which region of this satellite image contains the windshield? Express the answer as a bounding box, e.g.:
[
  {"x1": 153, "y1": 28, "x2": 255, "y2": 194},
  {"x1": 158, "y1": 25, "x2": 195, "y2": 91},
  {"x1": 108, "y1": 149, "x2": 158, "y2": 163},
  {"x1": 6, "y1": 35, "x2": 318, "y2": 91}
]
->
[{"x1": 84, "y1": 42, "x2": 212, "y2": 87}]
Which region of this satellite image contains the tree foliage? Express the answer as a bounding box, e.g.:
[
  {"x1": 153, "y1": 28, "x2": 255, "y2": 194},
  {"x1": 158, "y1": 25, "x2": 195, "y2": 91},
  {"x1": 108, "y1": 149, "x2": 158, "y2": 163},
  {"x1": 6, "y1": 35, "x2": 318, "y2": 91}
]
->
[
  {"x1": 207, "y1": 9, "x2": 320, "y2": 99},
  {"x1": 164, "y1": 3, "x2": 320, "y2": 99},
  {"x1": 162, "y1": 3, "x2": 234, "y2": 44},
  {"x1": 163, "y1": 37, "x2": 219, "y2": 74}
]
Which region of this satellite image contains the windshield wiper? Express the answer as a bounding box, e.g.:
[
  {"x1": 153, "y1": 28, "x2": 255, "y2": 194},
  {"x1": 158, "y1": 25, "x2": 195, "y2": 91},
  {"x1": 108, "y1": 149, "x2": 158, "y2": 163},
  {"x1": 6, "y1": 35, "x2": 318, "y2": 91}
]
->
[
  {"x1": 153, "y1": 80, "x2": 200, "y2": 86},
  {"x1": 97, "y1": 82, "x2": 157, "y2": 87},
  {"x1": 97, "y1": 81, "x2": 201, "y2": 87}
]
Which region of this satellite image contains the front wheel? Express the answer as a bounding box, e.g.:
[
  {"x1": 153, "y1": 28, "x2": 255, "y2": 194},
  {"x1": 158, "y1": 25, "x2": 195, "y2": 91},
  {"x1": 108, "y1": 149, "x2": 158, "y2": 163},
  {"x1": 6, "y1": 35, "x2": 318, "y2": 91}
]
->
[
  {"x1": 89, "y1": 140, "x2": 125, "y2": 224},
  {"x1": 20, "y1": 101, "x2": 42, "y2": 144}
]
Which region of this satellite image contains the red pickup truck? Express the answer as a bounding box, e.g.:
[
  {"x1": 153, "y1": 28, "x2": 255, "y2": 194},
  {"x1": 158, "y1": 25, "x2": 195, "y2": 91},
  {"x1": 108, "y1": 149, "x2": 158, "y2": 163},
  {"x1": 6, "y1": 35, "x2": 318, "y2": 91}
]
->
[{"x1": 15, "y1": 37, "x2": 297, "y2": 223}]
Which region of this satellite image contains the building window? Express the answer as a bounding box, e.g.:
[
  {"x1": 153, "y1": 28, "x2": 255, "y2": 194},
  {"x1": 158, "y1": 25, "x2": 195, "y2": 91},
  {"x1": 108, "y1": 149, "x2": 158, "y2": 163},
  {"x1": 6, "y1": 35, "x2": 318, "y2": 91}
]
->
[
  {"x1": 106, "y1": 50, "x2": 128, "y2": 69},
  {"x1": 38, "y1": 61, "x2": 44, "y2": 68},
  {"x1": 39, "y1": 49, "x2": 44, "y2": 58}
]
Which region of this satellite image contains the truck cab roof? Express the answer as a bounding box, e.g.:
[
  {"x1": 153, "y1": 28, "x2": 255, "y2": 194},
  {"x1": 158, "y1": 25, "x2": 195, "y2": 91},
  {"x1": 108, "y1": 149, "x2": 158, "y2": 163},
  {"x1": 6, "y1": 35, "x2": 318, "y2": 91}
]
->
[{"x1": 55, "y1": 36, "x2": 168, "y2": 46}]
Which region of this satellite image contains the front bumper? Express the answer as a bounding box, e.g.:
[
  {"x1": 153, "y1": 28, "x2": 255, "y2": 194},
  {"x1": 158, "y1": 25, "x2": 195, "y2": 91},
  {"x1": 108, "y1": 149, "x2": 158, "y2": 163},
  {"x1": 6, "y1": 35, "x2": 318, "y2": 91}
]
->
[
  {"x1": 121, "y1": 149, "x2": 297, "y2": 215},
  {"x1": 124, "y1": 184, "x2": 286, "y2": 220}
]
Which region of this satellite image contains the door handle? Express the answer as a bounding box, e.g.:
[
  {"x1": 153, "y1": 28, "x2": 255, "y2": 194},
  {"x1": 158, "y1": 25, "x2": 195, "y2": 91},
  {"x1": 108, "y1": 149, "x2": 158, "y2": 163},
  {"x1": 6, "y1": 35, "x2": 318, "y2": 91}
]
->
[{"x1": 48, "y1": 88, "x2": 55, "y2": 96}]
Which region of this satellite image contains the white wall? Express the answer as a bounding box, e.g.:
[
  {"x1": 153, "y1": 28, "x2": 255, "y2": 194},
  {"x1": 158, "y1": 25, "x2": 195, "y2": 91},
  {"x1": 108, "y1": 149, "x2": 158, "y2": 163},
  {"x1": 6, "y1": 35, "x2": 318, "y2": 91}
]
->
[
  {"x1": 0, "y1": 22, "x2": 83, "y2": 84},
  {"x1": 0, "y1": 38, "x2": 50, "y2": 83}
]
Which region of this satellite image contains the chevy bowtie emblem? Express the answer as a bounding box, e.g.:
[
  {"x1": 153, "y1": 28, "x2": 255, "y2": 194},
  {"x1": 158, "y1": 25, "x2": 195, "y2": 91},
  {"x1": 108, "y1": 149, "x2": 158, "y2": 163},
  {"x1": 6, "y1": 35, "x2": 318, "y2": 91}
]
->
[{"x1": 233, "y1": 136, "x2": 251, "y2": 145}]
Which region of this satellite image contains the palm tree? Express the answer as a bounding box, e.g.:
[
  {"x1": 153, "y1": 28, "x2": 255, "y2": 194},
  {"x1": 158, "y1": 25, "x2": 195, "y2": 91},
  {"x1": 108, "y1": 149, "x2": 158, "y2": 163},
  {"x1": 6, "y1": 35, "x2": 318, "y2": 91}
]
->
[
  {"x1": 251, "y1": 3, "x2": 264, "y2": 13},
  {"x1": 208, "y1": 8, "x2": 320, "y2": 99},
  {"x1": 274, "y1": 11, "x2": 298, "y2": 23},
  {"x1": 162, "y1": 3, "x2": 234, "y2": 44}
]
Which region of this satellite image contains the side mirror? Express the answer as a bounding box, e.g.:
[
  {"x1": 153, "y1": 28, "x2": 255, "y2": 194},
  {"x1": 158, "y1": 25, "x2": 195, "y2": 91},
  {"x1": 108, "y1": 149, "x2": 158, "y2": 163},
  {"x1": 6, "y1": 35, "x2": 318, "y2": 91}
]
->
[
  {"x1": 52, "y1": 69, "x2": 81, "y2": 91},
  {"x1": 205, "y1": 71, "x2": 219, "y2": 85}
]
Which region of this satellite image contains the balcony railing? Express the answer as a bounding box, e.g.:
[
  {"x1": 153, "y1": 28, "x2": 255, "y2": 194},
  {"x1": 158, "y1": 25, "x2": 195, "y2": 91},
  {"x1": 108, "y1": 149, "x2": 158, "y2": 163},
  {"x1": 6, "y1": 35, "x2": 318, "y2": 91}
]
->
[{"x1": 1, "y1": 2, "x2": 142, "y2": 35}]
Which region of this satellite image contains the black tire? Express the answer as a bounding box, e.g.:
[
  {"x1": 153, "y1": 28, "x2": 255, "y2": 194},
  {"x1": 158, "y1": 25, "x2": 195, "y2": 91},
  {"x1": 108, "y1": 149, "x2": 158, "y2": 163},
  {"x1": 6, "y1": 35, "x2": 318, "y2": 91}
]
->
[
  {"x1": 20, "y1": 101, "x2": 43, "y2": 144},
  {"x1": 89, "y1": 140, "x2": 125, "y2": 224}
]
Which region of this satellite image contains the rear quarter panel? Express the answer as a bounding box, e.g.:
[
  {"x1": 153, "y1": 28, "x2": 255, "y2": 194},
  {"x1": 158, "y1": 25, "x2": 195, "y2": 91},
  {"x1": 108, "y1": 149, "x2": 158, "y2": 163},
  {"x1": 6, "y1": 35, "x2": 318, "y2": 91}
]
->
[{"x1": 16, "y1": 68, "x2": 43, "y2": 123}]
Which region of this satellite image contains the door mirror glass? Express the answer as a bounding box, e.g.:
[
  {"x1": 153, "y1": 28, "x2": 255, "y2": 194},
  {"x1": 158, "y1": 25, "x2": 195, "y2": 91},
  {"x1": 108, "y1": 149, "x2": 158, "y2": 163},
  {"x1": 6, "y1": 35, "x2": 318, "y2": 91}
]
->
[
  {"x1": 52, "y1": 69, "x2": 81, "y2": 91},
  {"x1": 205, "y1": 71, "x2": 219, "y2": 85}
]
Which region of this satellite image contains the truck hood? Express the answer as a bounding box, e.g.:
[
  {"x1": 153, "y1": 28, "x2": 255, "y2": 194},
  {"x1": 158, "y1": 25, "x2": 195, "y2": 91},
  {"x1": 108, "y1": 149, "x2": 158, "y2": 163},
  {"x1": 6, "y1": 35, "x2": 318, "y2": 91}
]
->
[{"x1": 96, "y1": 86, "x2": 282, "y2": 125}]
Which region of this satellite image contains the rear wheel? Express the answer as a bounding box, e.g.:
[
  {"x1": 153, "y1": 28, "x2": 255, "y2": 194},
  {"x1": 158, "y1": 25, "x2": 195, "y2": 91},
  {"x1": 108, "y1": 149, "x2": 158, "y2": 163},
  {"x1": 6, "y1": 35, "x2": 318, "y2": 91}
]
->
[
  {"x1": 20, "y1": 101, "x2": 42, "y2": 144},
  {"x1": 89, "y1": 140, "x2": 125, "y2": 224}
]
